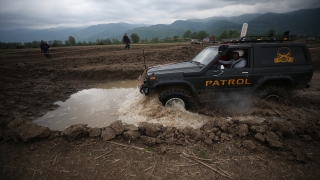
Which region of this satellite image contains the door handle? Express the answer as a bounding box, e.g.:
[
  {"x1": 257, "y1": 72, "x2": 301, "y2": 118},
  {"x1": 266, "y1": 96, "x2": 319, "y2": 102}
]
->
[{"x1": 242, "y1": 72, "x2": 248, "y2": 74}]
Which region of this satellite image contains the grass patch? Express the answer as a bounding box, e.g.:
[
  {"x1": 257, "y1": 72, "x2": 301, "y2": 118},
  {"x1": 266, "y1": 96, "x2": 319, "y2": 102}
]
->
[
  {"x1": 193, "y1": 146, "x2": 208, "y2": 159},
  {"x1": 144, "y1": 146, "x2": 155, "y2": 152}
]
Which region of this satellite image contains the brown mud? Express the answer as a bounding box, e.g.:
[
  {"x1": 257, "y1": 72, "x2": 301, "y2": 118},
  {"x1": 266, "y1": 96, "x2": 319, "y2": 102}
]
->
[{"x1": 0, "y1": 43, "x2": 320, "y2": 180}]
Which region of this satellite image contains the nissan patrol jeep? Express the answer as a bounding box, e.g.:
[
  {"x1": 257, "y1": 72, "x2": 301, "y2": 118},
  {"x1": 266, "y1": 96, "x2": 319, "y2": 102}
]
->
[{"x1": 138, "y1": 34, "x2": 313, "y2": 109}]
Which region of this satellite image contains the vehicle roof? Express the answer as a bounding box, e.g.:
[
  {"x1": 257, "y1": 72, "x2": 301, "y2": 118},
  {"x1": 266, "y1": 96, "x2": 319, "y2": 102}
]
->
[{"x1": 214, "y1": 42, "x2": 306, "y2": 48}]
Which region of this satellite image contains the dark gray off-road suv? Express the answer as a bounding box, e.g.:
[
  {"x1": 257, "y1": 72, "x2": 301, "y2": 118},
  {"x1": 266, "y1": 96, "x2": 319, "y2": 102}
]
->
[{"x1": 138, "y1": 34, "x2": 313, "y2": 109}]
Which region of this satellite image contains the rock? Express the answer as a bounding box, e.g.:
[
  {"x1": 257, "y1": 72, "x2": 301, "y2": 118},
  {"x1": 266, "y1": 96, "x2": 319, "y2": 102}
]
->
[
  {"x1": 211, "y1": 127, "x2": 219, "y2": 133},
  {"x1": 175, "y1": 139, "x2": 186, "y2": 146},
  {"x1": 7, "y1": 118, "x2": 26, "y2": 129},
  {"x1": 208, "y1": 133, "x2": 215, "y2": 140},
  {"x1": 265, "y1": 132, "x2": 283, "y2": 149},
  {"x1": 173, "y1": 129, "x2": 182, "y2": 138},
  {"x1": 205, "y1": 130, "x2": 212, "y2": 135},
  {"x1": 236, "y1": 124, "x2": 249, "y2": 137},
  {"x1": 88, "y1": 128, "x2": 101, "y2": 137},
  {"x1": 227, "y1": 126, "x2": 236, "y2": 135},
  {"x1": 220, "y1": 133, "x2": 229, "y2": 142},
  {"x1": 165, "y1": 132, "x2": 174, "y2": 139},
  {"x1": 254, "y1": 133, "x2": 265, "y2": 142},
  {"x1": 123, "y1": 130, "x2": 141, "y2": 140},
  {"x1": 189, "y1": 129, "x2": 201, "y2": 140},
  {"x1": 250, "y1": 125, "x2": 267, "y2": 134},
  {"x1": 138, "y1": 123, "x2": 147, "y2": 135},
  {"x1": 110, "y1": 120, "x2": 124, "y2": 135},
  {"x1": 181, "y1": 126, "x2": 192, "y2": 136},
  {"x1": 8, "y1": 118, "x2": 51, "y2": 142},
  {"x1": 216, "y1": 130, "x2": 222, "y2": 136},
  {"x1": 271, "y1": 121, "x2": 296, "y2": 137},
  {"x1": 213, "y1": 136, "x2": 220, "y2": 142},
  {"x1": 215, "y1": 119, "x2": 228, "y2": 132},
  {"x1": 144, "y1": 123, "x2": 163, "y2": 137},
  {"x1": 101, "y1": 127, "x2": 116, "y2": 141},
  {"x1": 204, "y1": 138, "x2": 213, "y2": 145},
  {"x1": 124, "y1": 124, "x2": 139, "y2": 131},
  {"x1": 243, "y1": 140, "x2": 256, "y2": 150},
  {"x1": 63, "y1": 124, "x2": 87, "y2": 141},
  {"x1": 140, "y1": 136, "x2": 157, "y2": 145},
  {"x1": 165, "y1": 137, "x2": 176, "y2": 145},
  {"x1": 201, "y1": 123, "x2": 215, "y2": 131}
]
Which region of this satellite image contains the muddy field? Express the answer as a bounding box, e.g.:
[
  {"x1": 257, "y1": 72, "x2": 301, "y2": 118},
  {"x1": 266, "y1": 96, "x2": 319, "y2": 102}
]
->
[{"x1": 0, "y1": 42, "x2": 320, "y2": 180}]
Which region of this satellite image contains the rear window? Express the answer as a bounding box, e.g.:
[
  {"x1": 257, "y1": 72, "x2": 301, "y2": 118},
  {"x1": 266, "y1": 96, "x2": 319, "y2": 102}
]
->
[{"x1": 259, "y1": 46, "x2": 306, "y2": 65}]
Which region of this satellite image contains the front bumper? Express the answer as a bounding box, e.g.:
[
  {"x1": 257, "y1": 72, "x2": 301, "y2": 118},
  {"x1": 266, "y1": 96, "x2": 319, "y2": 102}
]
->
[{"x1": 137, "y1": 71, "x2": 149, "y2": 95}]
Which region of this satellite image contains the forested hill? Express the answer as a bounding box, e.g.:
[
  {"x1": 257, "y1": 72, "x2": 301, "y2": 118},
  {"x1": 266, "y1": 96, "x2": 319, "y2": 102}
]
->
[
  {"x1": 0, "y1": 7, "x2": 319, "y2": 43},
  {"x1": 124, "y1": 7, "x2": 320, "y2": 40}
]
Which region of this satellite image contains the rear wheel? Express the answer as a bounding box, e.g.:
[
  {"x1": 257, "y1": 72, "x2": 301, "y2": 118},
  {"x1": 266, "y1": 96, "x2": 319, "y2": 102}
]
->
[
  {"x1": 256, "y1": 82, "x2": 292, "y2": 101},
  {"x1": 159, "y1": 88, "x2": 193, "y2": 110}
]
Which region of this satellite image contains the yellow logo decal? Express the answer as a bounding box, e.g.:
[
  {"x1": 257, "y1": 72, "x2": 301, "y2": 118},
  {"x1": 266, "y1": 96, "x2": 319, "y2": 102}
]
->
[
  {"x1": 205, "y1": 79, "x2": 251, "y2": 86},
  {"x1": 274, "y1": 47, "x2": 294, "y2": 63}
]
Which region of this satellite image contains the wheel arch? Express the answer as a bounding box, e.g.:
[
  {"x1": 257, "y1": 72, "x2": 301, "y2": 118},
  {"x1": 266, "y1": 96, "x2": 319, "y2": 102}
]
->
[{"x1": 253, "y1": 75, "x2": 294, "y2": 91}]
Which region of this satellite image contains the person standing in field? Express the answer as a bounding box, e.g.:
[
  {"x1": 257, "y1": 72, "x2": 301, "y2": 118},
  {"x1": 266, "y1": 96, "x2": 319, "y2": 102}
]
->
[
  {"x1": 40, "y1": 40, "x2": 51, "y2": 58},
  {"x1": 122, "y1": 33, "x2": 130, "y2": 50}
]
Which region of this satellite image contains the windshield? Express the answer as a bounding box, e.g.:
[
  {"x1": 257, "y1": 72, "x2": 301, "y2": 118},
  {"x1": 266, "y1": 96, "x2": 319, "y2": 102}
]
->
[{"x1": 191, "y1": 47, "x2": 219, "y2": 65}]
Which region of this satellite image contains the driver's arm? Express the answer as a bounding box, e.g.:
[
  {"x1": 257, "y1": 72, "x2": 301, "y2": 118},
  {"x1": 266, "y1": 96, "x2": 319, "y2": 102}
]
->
[{"x1": 218, "y1": 60, "x2": 232, "y2": 65}]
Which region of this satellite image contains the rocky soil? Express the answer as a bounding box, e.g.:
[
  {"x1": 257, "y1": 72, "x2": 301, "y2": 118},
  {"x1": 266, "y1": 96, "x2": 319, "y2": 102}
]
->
[{"x1": 0, "y1": 43, "x2": 320, "y2": 180}]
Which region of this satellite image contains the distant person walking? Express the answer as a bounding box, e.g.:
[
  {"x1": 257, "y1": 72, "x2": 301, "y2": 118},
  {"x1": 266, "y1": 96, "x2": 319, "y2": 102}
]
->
[
  {"x1": 40, "y1": 40, "x2": 51, "y2": 58},
  {"x1": 122, "y1": 33, "x2": 130, "y2": 50}
]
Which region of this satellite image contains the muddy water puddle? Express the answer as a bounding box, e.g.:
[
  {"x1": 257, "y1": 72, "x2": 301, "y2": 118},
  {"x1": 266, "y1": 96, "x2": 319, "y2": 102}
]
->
[{"x1": 34, "y1": 80, "x2": 270, "y2": 131}]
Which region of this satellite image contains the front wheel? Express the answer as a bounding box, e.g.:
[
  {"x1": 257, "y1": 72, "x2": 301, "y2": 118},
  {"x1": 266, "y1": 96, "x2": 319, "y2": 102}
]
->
[{"x1": 159, "y1": 89, "x2": 193, "y2": 110}]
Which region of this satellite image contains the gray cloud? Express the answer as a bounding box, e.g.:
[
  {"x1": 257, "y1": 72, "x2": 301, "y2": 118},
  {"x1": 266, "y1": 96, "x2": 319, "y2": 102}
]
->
[{"x1": 0, "y1": 0, "x2": 319, "y2": 30}]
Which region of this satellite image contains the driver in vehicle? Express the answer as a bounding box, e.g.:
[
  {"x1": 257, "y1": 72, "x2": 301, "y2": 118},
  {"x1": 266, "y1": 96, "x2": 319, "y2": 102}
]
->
[{"x1": 218, "y1": 50, "x2": 246, "y2": 68}]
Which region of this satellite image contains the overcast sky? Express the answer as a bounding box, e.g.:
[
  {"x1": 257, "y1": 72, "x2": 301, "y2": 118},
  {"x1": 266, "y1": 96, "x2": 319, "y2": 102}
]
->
[{"x1": 0, "y1": 0, "x2": 319, "y2": 30}]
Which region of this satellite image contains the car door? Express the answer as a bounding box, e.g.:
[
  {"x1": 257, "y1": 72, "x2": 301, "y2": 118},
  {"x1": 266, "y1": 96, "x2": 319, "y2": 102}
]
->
[{"x1": 204, "y1": 48, "x2": 253, "y2": 93}]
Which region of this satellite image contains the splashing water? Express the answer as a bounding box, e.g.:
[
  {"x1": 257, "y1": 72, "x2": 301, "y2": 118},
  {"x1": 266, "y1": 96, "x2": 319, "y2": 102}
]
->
[{"x1": 116, "y1": 90, "x2": 213, "y2": 128}]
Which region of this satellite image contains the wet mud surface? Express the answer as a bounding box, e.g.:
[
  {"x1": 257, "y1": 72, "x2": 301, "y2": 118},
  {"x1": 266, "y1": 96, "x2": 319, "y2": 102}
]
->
[{"x1": 0, "y1": 43, "x2": 320, "y2": 179}]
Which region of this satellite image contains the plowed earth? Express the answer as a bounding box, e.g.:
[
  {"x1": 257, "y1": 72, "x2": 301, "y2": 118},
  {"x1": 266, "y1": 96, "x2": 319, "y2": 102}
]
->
[{"x1": 0, "y1": 42, "x2": 320, "y2": 180}]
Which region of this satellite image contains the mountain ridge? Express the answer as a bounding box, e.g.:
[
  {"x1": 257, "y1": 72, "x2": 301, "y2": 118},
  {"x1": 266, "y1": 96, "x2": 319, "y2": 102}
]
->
[{"x1": 0, "y1": 7, "x2": 319, "y2": 43}]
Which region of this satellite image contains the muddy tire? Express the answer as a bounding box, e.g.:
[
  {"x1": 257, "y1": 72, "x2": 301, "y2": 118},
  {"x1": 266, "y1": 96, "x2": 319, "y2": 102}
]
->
[
  {"x1": 256, "y1": 83, "x2": 291, "y2": 101},
  {"x1": 159, "y1": 88, "x2": 193, "y2": 110}
]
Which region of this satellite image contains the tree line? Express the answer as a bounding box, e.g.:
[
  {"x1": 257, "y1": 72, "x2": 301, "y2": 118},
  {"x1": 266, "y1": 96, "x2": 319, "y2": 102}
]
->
[{"x1": 0, "y1": 29, "x2": 317, "y2": 49}]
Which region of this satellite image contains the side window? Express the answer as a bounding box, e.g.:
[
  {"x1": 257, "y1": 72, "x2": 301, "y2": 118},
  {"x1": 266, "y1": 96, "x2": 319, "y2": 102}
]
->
[
  {"x1": 259, "y1": 46, "x2": 306, "y2": 65},
  {"x1": 220, "y1": 49, "x2": 249, "y2": 68}
]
